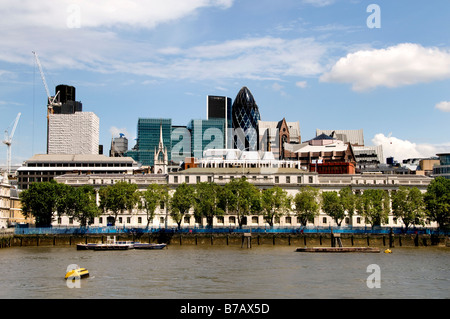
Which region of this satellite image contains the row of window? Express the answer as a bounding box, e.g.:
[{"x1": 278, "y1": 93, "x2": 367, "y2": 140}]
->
[
  {"x1": 27, "y1": 163, "x2": 133, "y2": 167},
  {"x1": 57, "y1": 214, "x2": 431, "y2": 227},
  {"x1": 172, "y1": 175, "x2": 315, "y2": 184}
]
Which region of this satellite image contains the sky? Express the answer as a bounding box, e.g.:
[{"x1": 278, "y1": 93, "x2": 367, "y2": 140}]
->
[{"x1": 0, "y1": 0, "x2": 449, "y2": 168}]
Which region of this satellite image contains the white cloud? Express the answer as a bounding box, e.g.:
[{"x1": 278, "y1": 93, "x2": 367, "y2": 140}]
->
[
  {"x1": 435, "y1": 101, "x2": 450, "y2": 112},
  {"x1": 372, "y1": 133, "x2": 450, "y2": 162},
  {"x1": 295, "y1": 81, "x2": 308, "y2": 88},
  {"x1": 0, "y1": 0, "x2": 233, "y2": 29},
  {"x1": 320, "y1": 43, "x2": 450, "y2": 91},
  {"x1": 302, "y1": 0, "x2": 335, "y2": 7}
]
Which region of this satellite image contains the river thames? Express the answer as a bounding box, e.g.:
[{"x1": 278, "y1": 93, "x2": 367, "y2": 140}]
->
[{"x1": 0, "y1": 245, "x2": 448, "y2": 299}]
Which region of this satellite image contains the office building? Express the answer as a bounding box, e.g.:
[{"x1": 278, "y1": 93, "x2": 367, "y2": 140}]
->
[
  {"x1": 187, "y1": 119, "x2": 226, "y2": 159},
  {"x1": 126, "y1": 118, "x2": 172, "y2": 167},
  {"x1": 47, "y1": 112, "x2": 99, "y2": 155},
  {"x1": 433, "y1": 153, "x2": 450, "y2": 179},
  {"x1": 207, "y1": 95, "x2": 233, "y2": 148},
  {"x1": 16, "y1": 154, "x2": 139, "y2": 190},
  {"x1": 54, "y1": 84, "x2": 82, "y2": 114},
  {"x1": 231, "y1": 87, "x2": 261, "y2": 151}
]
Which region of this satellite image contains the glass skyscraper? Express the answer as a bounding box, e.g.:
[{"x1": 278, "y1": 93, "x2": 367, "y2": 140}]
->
[
  {"x1": 231, "y1": 86, "x2": 261, "y2": 151},
  {"x1": 126, "y1": 118, "x2": 172, "y2": 166},
  {"x1": 187, "y1": 119, "x2": 226, "y2": 159},
  {"x1": 207, "y1": 95, "x2": 232, "y2": 149}
]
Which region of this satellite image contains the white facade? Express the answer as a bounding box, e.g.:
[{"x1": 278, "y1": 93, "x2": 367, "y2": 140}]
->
[
  {"x1": 48, "y1": 112, "x2": 99, "y2": 155},
  {"x1": 54, "y1": 169, "x2": 436, "y2": 229}
]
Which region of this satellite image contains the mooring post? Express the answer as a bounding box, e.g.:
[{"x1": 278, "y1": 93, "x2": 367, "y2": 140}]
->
[{"x1": 389, "y1": 228, "x2": 394, "y2": 248}]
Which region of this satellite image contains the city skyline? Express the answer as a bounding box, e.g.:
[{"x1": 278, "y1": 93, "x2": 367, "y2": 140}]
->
[{"x1": 0, "y1": 0, "x2": 449, "y2": 168}]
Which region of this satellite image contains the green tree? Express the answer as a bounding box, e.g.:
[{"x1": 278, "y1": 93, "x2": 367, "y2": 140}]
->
[
  {"x1": 321, "y1": 191, "x2": 345, "y2": 226},
  {"x1": 223, "y1": 177, "x2": 260, "y2": 227},
  {"x1": 139, "y1": 184, "x2": 169, "y2": 229},
  {"x1": 339, "y1": 186, "x2": 356, "y2": 219},
  {"x1": 261, "y1": 186, "x2": 291, "y2": 226},
  {"x1": 70, "y1": 185, "x2": 100, "y2": 227},
  {"x1": 391, "y1": 186, "x2": 425, "y2": 230},
  {"x1": 424, "y1": 177, "x2": 450, "y2": 230},
  {"x1": 293, "y1": 186, "x2": 321, "y2": 226},
  {"x1": 20, "y1": 180, "x2": 61, "y2": 227},
  {"x1": 99, "y1": 181, "x2": 139, "y2": 226},
  {"x1": 170, "y1": 183, "x2": 195, "y2": 230},
  {"x1": 356, "y1": 189, "x2": 390, "y2": 227},
  {"x1": 193, "y1": 182, "x2": 225, "y2": 228}
]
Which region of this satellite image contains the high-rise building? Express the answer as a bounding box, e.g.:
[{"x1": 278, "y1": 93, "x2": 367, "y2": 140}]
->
[
  {"x1": 126, "y1": 118, "x2": 172, "y2": 167},
  {"x1": 54, "y1": 84, "x2": 82, "y2": 114},
  {"x1": 47, "y1": 112, "x2": 99, "y2": 155},
  {"x1": 187, "y1": 119, "x2": 226, "y2": 159},
  {"x1": 231, "y1": 87, "x2": 261, "y2": 151},
  {"x1": 207, "y1": 95, "x2": 232, "y2": 148}
]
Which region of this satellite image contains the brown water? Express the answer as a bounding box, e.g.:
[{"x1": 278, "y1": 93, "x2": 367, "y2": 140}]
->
[{"x1": 0, "y1": 245, "x2": 448, "y2": 299}]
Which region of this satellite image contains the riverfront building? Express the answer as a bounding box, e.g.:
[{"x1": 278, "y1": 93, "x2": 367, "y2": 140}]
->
[
  {"x1": 54, "y1": 151, "x2": 435, "y2": 229},
  {"x1": 16, "y1": 154, "x2": 139, "y2": 190}
]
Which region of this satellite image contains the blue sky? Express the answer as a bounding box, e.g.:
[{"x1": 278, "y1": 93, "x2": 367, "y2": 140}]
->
[{"x1": 0, "y1": 0, "x2": 449, "y2": 168}]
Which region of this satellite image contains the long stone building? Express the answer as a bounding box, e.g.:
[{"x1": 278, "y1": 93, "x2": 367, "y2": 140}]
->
[{"x1": 54, "y1": 153, "x2": 435, "y2": 229}]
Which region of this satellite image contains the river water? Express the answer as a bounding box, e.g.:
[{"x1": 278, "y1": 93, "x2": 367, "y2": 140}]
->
[{"x1": 0, "y1": 245, "x2": 448, "y2": 299}]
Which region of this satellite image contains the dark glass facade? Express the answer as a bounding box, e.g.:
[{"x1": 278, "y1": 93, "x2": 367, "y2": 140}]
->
[
  {"x1": 231, "y1": 87, "x2": 261, "y2": 151},
  {"x1": 54, "y1": 84, "x2": 82, "y2": 114},
  {"x1": 207, "y1": 95, "x2": 232, "y2": 149}
]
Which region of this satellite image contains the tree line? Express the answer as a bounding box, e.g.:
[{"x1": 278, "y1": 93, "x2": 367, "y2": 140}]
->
[{"x1": 20, "y1": 176, "x2": 450, "y2": 231}]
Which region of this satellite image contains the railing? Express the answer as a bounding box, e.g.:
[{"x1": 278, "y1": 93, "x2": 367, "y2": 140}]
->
[{"x1": 13, "y1": 225, "x2": 447, "y2": 236}]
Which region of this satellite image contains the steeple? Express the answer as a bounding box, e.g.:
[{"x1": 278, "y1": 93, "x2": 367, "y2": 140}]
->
[{"x1": 153, "y1": 121, "x2": 168, "y2": 174}]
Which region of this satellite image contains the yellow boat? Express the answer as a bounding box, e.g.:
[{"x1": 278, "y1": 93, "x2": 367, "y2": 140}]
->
[
  {"x1": 65, "y1": 267, "x2": 89, "y2": 280},
  {"x1": 384, "y1": 249, "x2": 392, "y2": 254}
]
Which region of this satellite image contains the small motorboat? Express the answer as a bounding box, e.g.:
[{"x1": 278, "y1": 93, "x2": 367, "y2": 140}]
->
[
  {"x1": 65, "y1": 267, "x2": 89, "y2": 280},
  {"x1": 133, "y1": 243, "x2": 167, "y2": 250}
]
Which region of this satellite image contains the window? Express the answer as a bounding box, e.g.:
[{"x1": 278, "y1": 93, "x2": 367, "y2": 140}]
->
[
  {"x1": 138, "y1": 217, "x2": 142, "y2": 224},
  {"x1": 217, "y1": 216, "x2": 224, "y2": 224},
  {"x1": 208, "y1": 176, "x2": 212, "y2": 183},
  {"x1": 309, "y1": 176, "x2": 313, "y2": 183},
  {"x1": 356, "y1": 217, "x2": 361, "y2": 224},
  {"x1": 285, "y1": 217, "x2": 292, "y2": 224},
  {"x1": 196, "y1": 176, "x2": 201, "y2": 183},
  {"x1": 185, "y1": 176, "x2": 189, "y2": 183},
  {"x1": 184, "y1": 216, "x2": 191, "y2": 224},
  {"x1": 322, "y1": 217, "x2": 327, "y2": 224},
  {"x1": 229, "y1": 216, "x2": 236, "y2": 224},
  {"x1": 286, "y1": 176, "x2": 290, "y2": 184},
  {"x1": 252, "y1": 216, "x2": 259, "y2": 224},
  {"x1": 174, "y1": 176, "x2": 178, "y2": 183},
  {"x1": 127, "y1": 217, "x2": 131, "y2": 224},
  {"x1": 160, "y1": 217, "x2": 165, "y2": 225},
  {"x1": 275, "y1": 176, "x2": 279, "y2": 183}
]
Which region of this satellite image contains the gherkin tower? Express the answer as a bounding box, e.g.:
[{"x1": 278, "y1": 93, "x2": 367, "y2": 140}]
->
[{"x1": 231, "y1": 86, "x2": 261, "y2": 151}]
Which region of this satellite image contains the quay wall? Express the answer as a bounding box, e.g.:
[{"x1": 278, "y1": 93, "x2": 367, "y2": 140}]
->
[{"x1": 4, "y1": 232, "x2": 449, "y2": 248}]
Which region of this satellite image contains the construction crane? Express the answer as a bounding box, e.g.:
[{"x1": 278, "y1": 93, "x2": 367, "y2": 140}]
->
[
  {"x1": 32, "y1": 51, "x2": 62, "y2": 118},
  {"x1": 2, "y1": 113, "x2": 21, "y2": 175}
]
